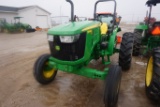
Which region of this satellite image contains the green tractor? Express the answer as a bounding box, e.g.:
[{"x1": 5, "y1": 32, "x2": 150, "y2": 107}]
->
[
  {"x1": 1, "y1": 17, "x2": 31, "y2": 33},
  {"x1": 13, "y1": 17, "x2": 32, "y2": 32},
  {"x1": 132, "y1": 0, "x2": 160, "y2": 102},
  {"x1": 0, "y1": 20, "x2": 14, "y2": 33},
  {"x1": 133, "y1": 0, "x2": 160, "y2": 56},
  {"x1": 34, "y1": 0, "x2": 134, "y2": 106}
]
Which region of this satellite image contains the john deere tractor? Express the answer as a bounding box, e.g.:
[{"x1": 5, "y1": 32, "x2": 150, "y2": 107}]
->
[
  {"x1": 133, "y1": 0, "x2": 160, "y2": 56},
  {"x1": 1, "y1": 17, "x2": 31, "y2": 33},
  {"x1": 34, "y1": 0, "x2": 134, "y2": 106},
  {"x1": 132, "y1": 0, "x2": 160, "y2": 102}
]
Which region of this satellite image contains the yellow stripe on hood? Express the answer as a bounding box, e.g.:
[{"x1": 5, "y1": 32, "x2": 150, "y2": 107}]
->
[{"x1": 82, "y1": 24, "x2": 100, "y2": 32}]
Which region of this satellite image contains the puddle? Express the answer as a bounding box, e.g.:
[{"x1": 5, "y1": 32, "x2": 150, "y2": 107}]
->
[{"x1": 135, "y1": 61, "x2": 147, "y2": 66}]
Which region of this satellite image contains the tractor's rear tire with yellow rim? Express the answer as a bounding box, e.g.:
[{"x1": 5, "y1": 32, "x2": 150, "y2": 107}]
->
[
  {"x1": 34, "y1": 54, "x2": 57, "y2": 84},
  {"x1": 145, "y1": 47, "x2": 160, "y2": 102}
]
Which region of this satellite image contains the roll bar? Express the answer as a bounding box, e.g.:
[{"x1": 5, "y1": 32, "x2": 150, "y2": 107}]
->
[{"x1": 94, "y1": 0, "x2": 117, "y2": 30}]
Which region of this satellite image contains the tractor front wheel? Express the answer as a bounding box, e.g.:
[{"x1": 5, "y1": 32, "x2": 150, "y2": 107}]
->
[
  {"x1": 119, "y1": 32, "x2": 134, "y2": 70},
  {"x1": 104, "y1": 65, "x2": 122, "y2": 107},
  {"x1": 34, "y1": 54, "x2": 57, "y2": 84},
  {"x1": 145, "y1": 48, "x2": 160, "y2": 101}
]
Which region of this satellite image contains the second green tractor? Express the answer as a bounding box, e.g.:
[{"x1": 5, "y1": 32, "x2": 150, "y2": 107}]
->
[
  {"x1": 132, "y1": 0, "x2": 160, "y2": 102},
  {"x1": 34, "y1": 0, "x2": 134, "y2": 106}
]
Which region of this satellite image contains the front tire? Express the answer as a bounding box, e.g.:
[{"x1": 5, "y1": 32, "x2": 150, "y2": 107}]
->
[
  {"x1": 34, "y1": 54, "x2": 57, "y2": 84},
  {"x1": 119, "y1": 32, "x2": 134, "y2": 70},
  {"x1": 104, "y1": 65, "x2": 122, "y2": 107},
  {"x1": 145, "y1": 48, "x2": 160, "y2": 102}
]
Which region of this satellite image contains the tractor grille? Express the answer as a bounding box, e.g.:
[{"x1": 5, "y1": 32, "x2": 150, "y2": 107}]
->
[{"x1": 49, "y1": 32, "x2": 86, "y2": 61}]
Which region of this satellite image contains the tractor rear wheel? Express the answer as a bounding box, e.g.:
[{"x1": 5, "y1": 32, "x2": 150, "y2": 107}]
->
[
  {"x1": 132, "y1": 31, "x2": 142, "y2": 56},
  {"x1": 145, "y1": 48, "x2": 160, "y2": 102},
  {"x1": 119, "y1": 32, "x2": 134, "y2": 70},
  {"x1": 104, "y1": 65, "x2": 122, "y2": 107},
  {"x1": 34, "y1": 54, "x2": 57, "y2": 84}
]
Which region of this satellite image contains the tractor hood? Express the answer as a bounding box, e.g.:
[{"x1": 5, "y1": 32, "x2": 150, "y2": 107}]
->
[{"x1": 48, "y1": 21, "x2": 100, "y2": 35}]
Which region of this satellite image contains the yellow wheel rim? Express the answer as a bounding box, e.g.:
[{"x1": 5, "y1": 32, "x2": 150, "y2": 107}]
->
[
  {"x1": 146, "y1": 56, "x2": 153, "y2": 87},
  {"x1": 43, "y1": 62, "x2": 56, "y2": 79},
  {"x1": 43, "y1": 69, "x2": 56, "y2": 79}
]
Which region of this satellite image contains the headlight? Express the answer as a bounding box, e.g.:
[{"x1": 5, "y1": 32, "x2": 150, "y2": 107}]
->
[
  {"x1": 47, "y1": 35, "x2": 54, "y2": 41},
  {"x1": 60, "y1": 34, "x2": 80, "y2": 43}
]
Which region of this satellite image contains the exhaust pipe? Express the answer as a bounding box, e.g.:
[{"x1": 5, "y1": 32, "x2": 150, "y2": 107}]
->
[{"x1": 66, "y1": 0, "x2": 74, "y2": 22}]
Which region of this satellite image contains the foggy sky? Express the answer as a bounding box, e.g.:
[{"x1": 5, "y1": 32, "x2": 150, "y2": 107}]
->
[{"x1": 0, "y1": 0, "x2": 160, "y2": 22}]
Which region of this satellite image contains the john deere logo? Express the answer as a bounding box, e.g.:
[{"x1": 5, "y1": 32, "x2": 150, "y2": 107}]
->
[{"x1": 55, "y1": 45, "x2": 60, "y2": 51}]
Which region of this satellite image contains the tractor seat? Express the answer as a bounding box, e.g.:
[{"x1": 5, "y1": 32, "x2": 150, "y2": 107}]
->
[
  {"x1": 151, "y1": 21, "x2": 160, "y2": 35},
  {"x1": 100, "y1": 23, "x2": 108, "y2": 35}
]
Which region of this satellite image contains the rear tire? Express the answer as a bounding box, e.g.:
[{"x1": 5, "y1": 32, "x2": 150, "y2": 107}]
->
[
  {"x1": 145, "y1": 48, "x2": 160, "y2": 102},
  {"x1": 132, "y1": 31, "x2": 142, "y2": 56},
  {"x1": 119, "y1": 32, "x2": 134, "y2": 70},
  {"x1": 104, "y1": 65, "x2": 122, "y2": 107},
  {"x1": 34, "y1": 54, "x2": 57, "y2": 84}
]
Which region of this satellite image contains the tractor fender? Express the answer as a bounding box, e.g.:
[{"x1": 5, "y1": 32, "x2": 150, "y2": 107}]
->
[{"x1": 135, "y1": 24, "x2": 148, "y2": 31}]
